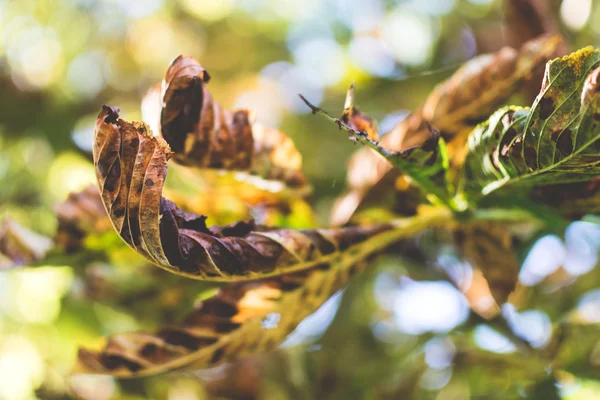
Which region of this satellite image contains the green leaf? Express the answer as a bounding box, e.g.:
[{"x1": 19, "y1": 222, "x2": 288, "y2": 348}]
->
[{"x1": 462, "y1": 47, "x2": 600, "y2": 202}]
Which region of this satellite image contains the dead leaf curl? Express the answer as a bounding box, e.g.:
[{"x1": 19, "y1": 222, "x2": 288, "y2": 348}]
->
[
  {"x1": 142, "y1": 55, "x2": 306, "y2": 188},
  {"x1": 93, "y1": 106, "x2": 393, "y2": 280}
]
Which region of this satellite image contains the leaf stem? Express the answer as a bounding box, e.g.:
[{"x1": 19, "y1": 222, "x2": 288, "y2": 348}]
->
[
  {"x1": 299, "y1": 94, "x2": 455, "y2": 210},
  {"x1": 298, "y1": 94, "x2": 397, "y2": 159}
]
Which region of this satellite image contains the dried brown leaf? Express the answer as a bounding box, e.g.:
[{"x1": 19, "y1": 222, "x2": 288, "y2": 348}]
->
[
  {"x1": 203, "y1": 357, "x2": 262, "y2": 399},
  {"x1": 505, "y1": 0, "x2": 547, "y2": 46},
  {"x1": 76, "y1": 245, "x2": 377, "y2": 377},
  {"x1": 341, "y1": 83, "x2": 379, "y2": 141},
  {"x1": 505, "y1": 0, "x2": 568, "y2": 104},
  {"x1": 423, "y1": 35, "x2": 562, "y2": 132},
  {"x1": 460, "y1": 269, "x2": 501, "y2": 319},
  {"x1": 55, "y1": 185, "x2": 111, "y2": 252},
  {"x1": 454, "y1": 222, "x2": 520, "y2": 305},
  {"x1": 93, "y1": 106, "x2": 397, "y2": 280},
  {"x1": 142, "y1": 55, "x2": 307, "y2": 188},
  {"x1": 0, "y1": 218, "x2": 52, "y2": 269}
]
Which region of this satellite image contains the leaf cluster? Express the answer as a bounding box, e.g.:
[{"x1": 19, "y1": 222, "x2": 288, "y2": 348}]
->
[{"x1": 2, "y1": 34, "x2": 599, "y2": 394}]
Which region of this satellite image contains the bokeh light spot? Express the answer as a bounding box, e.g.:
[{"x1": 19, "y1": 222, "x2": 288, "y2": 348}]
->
[
  {"x1": 381, "y1": 10, "x2": 436, "y2": 67},
  {"x1": 70, "y1": 375, "x2": 116, "y2": 400},
  {"x1": 424, "y1": 337, "x2": 456, "y2": 369},
  {"x1": 46, "y1": 153, "x2": 97, "y2": 202},
  {"x1": 473, "y1": 325, "x2": 516, "y2": 354},
  {"x1": 577, "y1": 289, "x2": 600, "y2": 323},
  {"x1": 392, "y1": 280, "x2": 469, "y2": 335},
  {"x1": 67, "y1": 51, "x2": 108, "y2": 99},
  {"x1": 0, "y1": 267, "x2": 73, "y2": 325},
  {"x1": 349, "y1": 35, "x2": 397, "y2": 77},
  {"x1": 561, "y1": 0, "x2": 592, "y2": 31},
  {"x1": 519, "y1": 235, "x2": 566, "y2": 286},
  {"x1": 281, "y1": 291, "x2": 342, "y2": 347},
  {"x1": 564, "y1": 221, "x2": 600, "y2": 276},
  {"x1": 292, "y1": 37, "x2": 346, "y2": 88},
  {"x1": 0, "y1": 336, "x2": 45, "y2": 400},
  {"x1": 503, "y1": 306, "x2": 552, "y2": 348}
]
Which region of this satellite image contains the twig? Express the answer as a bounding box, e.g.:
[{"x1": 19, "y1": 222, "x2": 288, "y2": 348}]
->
[
  {"x1": 298, "y1": 94, "x2": 397, "y2": 160},
  {"x1": 299, "y1": 93, "x2": 456, "y2": 209}
]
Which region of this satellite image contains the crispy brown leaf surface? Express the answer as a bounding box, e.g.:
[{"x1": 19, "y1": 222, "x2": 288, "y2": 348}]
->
[
  {"x1": 247, "y1": 123, "x2": 305, "y2": 188},
  {"x1": 93, "y1": 105, "x2": 400, "y2": 280},
  {"x1": 142, "y1": 55, "x2": 306, "y2": 188},
  {"x1": 422, "y1": 35, "x2": 561, "y2": 132},
  {"x1": 504, "y1": 0, "x2": 567, "y2": 104},
  {"x1": 56, "y1": 176, "x2": 312, "y2": 255},
  {"x1": 455, "y1": 222, "x2": 520, "y2": 305},
  {"x1": 331, "y1": 35, "x2": 561, "y2": 225},
  {"x1": 0, "y1": 218, "x2": 52, "y2": 269}
]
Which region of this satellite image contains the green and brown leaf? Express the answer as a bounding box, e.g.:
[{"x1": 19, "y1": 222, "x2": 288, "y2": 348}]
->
[
  {"x1": 422, "y1": 34, "x2": 562, "y2": 133},
  {"x1": 329, "y1": 35, "x2": 562, "y2": 225},
  {"x1": 462, "y1": 47, "x2": 600, "y2": 206}
]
